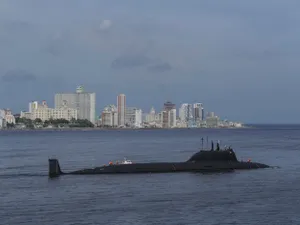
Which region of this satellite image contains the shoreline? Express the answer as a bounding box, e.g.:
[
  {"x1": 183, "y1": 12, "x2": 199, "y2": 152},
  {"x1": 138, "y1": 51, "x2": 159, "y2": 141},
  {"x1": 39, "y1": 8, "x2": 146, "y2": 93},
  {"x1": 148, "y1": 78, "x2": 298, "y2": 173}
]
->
[{"x1": 0, "y1": 126, "x2": 250, "y2": 132}]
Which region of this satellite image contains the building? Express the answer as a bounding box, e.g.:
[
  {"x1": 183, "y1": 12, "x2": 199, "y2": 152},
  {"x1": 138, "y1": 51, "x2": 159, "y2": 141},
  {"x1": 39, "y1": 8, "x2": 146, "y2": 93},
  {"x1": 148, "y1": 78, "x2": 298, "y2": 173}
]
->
[
  {"x1": 0, "y1": 109, "x2": 16, "y2": 128},
  {"x1": 169, "y1": 108, "x2": 176, "y2": 128},
  {"x1": 162, "y1": 108, "x2": 177, "y2": 128},
  {"x1": 162, "y1": 101, "x2": 176, "y2": 128},
  {"x1": 206, "y1": 112, "x2": 219, "y2": 127},
  {"x1": 101, "y1": 111, "x2": 118, "y2": 127},
  {"x1": 164, "y1": 101, "x2": 176, "y2": 111},
  {"x1": 29, "y1": 101, "x2": 39, "y2": 113},
  {"x1": 4, "y1": 109, "x2": 16, "y2": 124},
  {"x1": 125, "y1": 107, "x2": 142, "y2": 128},
  {"x1": 193, "y1": 103, "x2": 204, "y2": 121},
  {"x1": 101, "y1": 105, "x2": 118, "y2": 127},
  {"x1": 20, "y1": 111, "x2": 32, "y2": 119},
  {"x1": 0, "y1": 109, "x2": 6, "y2": 129},
  {"x1": 55, "y1": 86, "x2": 96, "y2": 124},
  {"x1": 206, "y1": 116, "x2": 219, "y2": 127},
  {"x1": 23, "y1": 100, "x2": 78, "y2": 121},
  {"x1": 207, "y1": 112, "x2": 215, "y2": 118},
  {"x1": 145, "y1": 107, "x2": 156, "y2": 123},
  {"x1": 135, "y1": 109, "x2": 142, "y2": 128},
  {"x1": 162, "y1": 111, "x2": 169, "y2": 128},
  {"x1": 179, "y1": 103, "x2": 193, "y2": 122},
  {"x1": 117, "y1": 94, "x2": 126, "y2": 127}
]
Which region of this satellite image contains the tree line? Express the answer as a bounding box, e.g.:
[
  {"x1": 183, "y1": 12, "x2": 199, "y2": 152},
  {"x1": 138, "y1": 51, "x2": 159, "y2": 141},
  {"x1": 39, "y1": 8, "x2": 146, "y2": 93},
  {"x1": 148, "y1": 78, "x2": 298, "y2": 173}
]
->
[{"x1": 14, "y1": 117, "x2": 94, "y2": 128}]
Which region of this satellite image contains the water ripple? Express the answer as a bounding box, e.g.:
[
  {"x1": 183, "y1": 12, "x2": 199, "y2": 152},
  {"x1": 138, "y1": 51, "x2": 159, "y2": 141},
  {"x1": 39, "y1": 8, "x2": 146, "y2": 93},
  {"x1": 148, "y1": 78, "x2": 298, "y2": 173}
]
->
[{"x1": 1, "y1": 127, "x2": 300, "y2": 224}]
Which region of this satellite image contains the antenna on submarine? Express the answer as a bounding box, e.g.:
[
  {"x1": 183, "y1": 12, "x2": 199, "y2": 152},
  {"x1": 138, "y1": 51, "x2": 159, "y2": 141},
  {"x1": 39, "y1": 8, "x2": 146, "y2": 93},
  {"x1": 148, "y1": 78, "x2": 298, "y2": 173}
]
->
[{"x1": 201, "y1": 137, "x2": 204, "y2": 150}]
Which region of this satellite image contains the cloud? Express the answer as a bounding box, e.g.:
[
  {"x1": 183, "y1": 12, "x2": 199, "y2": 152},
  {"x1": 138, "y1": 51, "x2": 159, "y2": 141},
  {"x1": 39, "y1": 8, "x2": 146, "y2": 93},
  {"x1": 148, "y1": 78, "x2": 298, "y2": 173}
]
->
[
  {"x1": 111, "y1": 52, "x2": 173, "y2": 73},
  {"x1": 148, "y1": 63, "x2": 172, "y2": 73},
  {"x1": 1, "y1": 69, "x2": 37, "y2": 83},
  {"x1": 42, "y1": 31, "x2": 70, "y2": 56},
  {"x1": 111, "y1": 54, "x2": 152, "y2": 69},
  {"x1": 1, "y1": 20, "x2": 31, "y2": 34},
  {"x1": 99, "y1": 19, "x2": 112, "y2": 30}
]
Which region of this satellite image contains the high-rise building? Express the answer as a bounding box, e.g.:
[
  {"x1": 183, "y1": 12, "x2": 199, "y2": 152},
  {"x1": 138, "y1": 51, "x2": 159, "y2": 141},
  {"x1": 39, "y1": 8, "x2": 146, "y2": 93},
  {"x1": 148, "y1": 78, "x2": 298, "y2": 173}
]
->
[
  {"x1": 162, "y1": 111, "x2": 169, "y2": 128},
  {"x1": 193, "y1": 103, "x2": 204, "y2": 121},
  {"x1": 117, "y1": 94, "x2": 126, "y2": 126},
  {"x1": 169, "y1": 108, "x2": 176, "y2": 128},
  {"x1": 0, "y1": 109, "x2": 6, "y2": 129},
  {"x1": 179, "y1": 103, "x2": 193, "y2": 122},
  {"x1": 125, "y1": 107, "x2": 142, "y2": 128},
  {"x1": 164, "y1": 101, "x2": 176, "y2": 111},
  {"x1": 54, "y1": 86, "x2": 96, "y2": 124},
  {"x1": 145, "y1": 107, "x2": 156, "y2": 123},
  {"x1": 162, "y1": 101, "x2": 176, "y2": 128},
  {"x1": 101, "y1": 105, "x2": 118, "y2": 127}
]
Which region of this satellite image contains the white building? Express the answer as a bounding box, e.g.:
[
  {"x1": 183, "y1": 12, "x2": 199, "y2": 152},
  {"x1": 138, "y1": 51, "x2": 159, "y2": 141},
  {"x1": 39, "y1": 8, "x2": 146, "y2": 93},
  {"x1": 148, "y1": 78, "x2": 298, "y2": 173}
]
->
[
  {"x1": 117, "y1": 94, "x2": 126, "y2": 126},
  {"x1": 162, "y1": 108, "x2": 177, "y2": 128},
  {"x1": 29, "y1": 101, "x2": 39, "y2": 113},
  {"x1": 20, "y1": 111, "x2": 32, "y2": 119},
  {"x1": 0, "y1": 109, "x2": 6, "y2": 129},
  {"x1": 55, "y1": 86, "x2": 96, "y2": 124},
  {"x1": 23, "y1": 100, "x2": 78, "y2": 121},
  {"x1": 179, "y1": 103, "x2": 193, "y2": 122},
  {"x1": 206, "y1": 114, "x2": 219, "y2": 127},
  {"x1": 4, "y1": 109, "x2": 15, "y2": 124},
  {"x1": 169, "y1": 108, "x2": 176, "y2": 128},
  {"x1": 145, "y1": 107, "x2": 156, "y2": 123},
  {"x1": 0, "y1": 109, "x2": 16, "y2": 128},
  {"x1": 101, "y1": 105, "x2": 118, "y2": 127},
  {"x1": 135, "y1": 109, "x2": 142, "y2": 128},
  {"x1": 207, "y1": 112, "x2": 215, "y2": 118},
  {"x1": 125, "y1": 107, "x2": 142, "y2": 128}
]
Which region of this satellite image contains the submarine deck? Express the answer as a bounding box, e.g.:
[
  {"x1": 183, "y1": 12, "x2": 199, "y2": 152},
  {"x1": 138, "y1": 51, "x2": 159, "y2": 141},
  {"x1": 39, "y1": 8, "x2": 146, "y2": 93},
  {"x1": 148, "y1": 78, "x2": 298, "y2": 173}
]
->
[{"x1": 68, "y1": 161, "x2": 269, "y2": 175}]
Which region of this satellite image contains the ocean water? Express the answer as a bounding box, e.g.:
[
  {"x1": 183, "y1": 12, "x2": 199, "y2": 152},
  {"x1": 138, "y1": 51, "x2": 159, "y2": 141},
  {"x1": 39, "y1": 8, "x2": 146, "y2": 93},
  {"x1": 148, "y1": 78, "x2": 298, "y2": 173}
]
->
[{"x1": 1, "y1": 125, "x2": 300, "y2": 225}]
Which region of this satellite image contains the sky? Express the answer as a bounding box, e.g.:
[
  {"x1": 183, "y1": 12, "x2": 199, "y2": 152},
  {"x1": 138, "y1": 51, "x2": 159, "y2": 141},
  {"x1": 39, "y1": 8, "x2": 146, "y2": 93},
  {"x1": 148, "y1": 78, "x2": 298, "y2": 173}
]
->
[{"x1": 0, "y1": 0, "x2": 300, "y2": 123}]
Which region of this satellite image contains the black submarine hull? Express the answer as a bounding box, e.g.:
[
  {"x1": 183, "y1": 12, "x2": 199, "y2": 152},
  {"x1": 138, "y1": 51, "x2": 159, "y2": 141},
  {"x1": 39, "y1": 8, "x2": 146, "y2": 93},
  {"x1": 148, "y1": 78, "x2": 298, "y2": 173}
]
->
[{"x1": 49, "y1": 159, "x2": 270, "y2": 178}]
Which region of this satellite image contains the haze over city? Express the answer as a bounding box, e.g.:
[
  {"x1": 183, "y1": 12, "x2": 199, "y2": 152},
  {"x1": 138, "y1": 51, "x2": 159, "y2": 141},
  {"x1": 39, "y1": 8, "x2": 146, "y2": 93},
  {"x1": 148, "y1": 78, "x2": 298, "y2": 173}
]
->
[{"x1": 0, "y1": 0, "x2": 299, "y2": 123}]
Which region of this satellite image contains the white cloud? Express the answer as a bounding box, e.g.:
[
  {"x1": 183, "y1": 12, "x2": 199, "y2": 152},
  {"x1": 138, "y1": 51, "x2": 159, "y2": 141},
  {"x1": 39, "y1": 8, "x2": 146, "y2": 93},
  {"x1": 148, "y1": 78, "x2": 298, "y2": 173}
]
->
[{"x1": 99, "y1": 19, "x2": 112, "y2": 30}]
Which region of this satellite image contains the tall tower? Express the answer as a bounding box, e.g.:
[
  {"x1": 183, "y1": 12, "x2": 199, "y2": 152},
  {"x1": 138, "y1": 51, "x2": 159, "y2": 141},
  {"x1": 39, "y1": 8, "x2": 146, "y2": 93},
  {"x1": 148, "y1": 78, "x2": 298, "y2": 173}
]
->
[{"x1": 117, "y1": 94, "x2": 126, "y2": 126}]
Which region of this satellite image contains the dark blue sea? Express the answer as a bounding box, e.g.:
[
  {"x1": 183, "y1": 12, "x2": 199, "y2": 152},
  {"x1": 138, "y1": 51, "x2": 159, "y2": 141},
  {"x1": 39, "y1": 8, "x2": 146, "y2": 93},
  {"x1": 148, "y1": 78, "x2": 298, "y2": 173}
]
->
[{"x1": 1, "y1": 125, "x2": 300, "y2": 225}]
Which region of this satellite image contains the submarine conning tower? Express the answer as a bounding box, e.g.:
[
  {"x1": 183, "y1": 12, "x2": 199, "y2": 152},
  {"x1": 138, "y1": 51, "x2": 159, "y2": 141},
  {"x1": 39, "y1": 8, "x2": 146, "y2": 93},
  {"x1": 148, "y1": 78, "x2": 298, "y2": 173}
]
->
[{"x1": 187, "y1": 141, "x2": 238, "y2": 162}]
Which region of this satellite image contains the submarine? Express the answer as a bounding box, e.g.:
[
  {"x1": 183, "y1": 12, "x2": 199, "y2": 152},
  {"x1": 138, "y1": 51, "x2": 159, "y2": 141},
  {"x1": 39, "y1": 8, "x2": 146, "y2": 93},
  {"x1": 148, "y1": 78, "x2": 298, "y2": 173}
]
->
[{"x1": 48, "y1": 141, "x2": 271, "y2": 178}]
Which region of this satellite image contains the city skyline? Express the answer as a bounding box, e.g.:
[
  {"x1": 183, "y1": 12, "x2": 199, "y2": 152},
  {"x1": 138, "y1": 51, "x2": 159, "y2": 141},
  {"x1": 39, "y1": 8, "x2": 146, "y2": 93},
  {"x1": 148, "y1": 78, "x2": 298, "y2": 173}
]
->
[
  {"x1": 0, "y1": 87, "x2": 272, "y2": 125},
  {"x1": 14, "y1": 91, "x2": 220, "y2": 122},
  {"x1": 0, "y1": 84, "x2": 245, "y2": 129}
]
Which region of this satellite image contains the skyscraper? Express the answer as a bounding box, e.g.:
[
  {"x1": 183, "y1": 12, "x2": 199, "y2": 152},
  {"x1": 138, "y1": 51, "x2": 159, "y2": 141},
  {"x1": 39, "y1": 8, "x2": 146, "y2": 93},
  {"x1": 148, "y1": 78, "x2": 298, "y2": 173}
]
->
[
  {"x1": 179, "y1": 103, "x2": 193, "y2": 122},
  {"x1": 117, "y1": 94, "x2": 126, "y2": 126},
  {"x1": 163, "y1": 101, "x2": 176, "y2": 111},
  {"x1": 162, "y1": 101, "x2": 176, "y2": 128},
  {"x1": 55, "y1": 86, "x2": 96, "y2": 124},
  {"x1": 193, "y1": 103, "x2": 204, "y2": 121}
]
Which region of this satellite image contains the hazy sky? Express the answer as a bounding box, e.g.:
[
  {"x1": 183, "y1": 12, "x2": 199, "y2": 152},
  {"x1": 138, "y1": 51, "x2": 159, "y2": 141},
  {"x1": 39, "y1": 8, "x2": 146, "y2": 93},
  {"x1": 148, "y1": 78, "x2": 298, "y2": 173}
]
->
[{"x1": 0, "y1": 0, "x2": 300, "y2": 123}]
